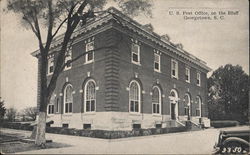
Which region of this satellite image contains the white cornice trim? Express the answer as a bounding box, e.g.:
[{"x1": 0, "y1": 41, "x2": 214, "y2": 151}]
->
[{"x1": 31, "y1": 7, "x2": 211, "y2": 72}]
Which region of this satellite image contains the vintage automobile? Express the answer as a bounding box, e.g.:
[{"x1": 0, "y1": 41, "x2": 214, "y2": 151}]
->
[{"x1": 213, "y1": 129, "x2": 250, "y2": 154}]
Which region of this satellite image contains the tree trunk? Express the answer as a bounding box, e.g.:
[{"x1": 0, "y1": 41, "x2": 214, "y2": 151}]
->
[{"x1": 35, "y1": 111, "x2": 46, "y2": 146}]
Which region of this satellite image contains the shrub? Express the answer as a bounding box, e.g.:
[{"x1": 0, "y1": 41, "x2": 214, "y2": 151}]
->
[
  {"x1": 1, "y1": 122, "x2": 190, "y2": 139},
  {"x1": 211, "y1": 120, "x2": 239, "y2": 128}
]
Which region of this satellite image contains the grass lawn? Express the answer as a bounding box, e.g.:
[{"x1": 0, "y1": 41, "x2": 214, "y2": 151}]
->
[{"x1": 0, "y1": 132, "x2": 71, "y2": 153}]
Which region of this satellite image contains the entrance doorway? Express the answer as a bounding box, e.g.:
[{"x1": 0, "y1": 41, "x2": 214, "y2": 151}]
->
[
  {"x1": 169, "y1": 89, "x2": 178, "y2": 120},
  {"x1": 171, "y1": 103, "x2": 176, "y2": 119}
]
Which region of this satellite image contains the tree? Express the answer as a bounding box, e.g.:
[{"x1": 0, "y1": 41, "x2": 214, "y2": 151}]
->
[
  {"x1": 5, "y1": 0, "x2": 152, "y2": 146},
  {"x1": 207, "y1": 64, "x2": 249, "y2": 123},
  {"x1": 22, "y1": 107, "x2": 37, "y2": 121},
  {"x1": 5, "y1": 107, "x2": 17, "y2": 122},
  {"x1": 0, "y1": 98, "x2": 6, "y2": 122}
]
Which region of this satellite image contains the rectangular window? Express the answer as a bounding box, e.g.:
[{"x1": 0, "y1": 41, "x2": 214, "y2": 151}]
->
[
  {"x1": 65, "y1": 102, "x2": 72, "y2": 113},
  {"x1": 131, "y1": 43, "x2": 140, "y2": 64},
  {"x1": 64, "y1": 47, "x2": 72, "y2": 70},
  {"x1": 155, "y1": 124, "x2": 162, "y2": 128},
  {"x1": 152, "y1": 103, "x2": 160, "y2": 114},
  {"x1": 196, "y1": 109, "x2": 200, "y2": 116},
  {"x1": 154, "y1": 53, "x2": 160, "y2": 72},
  {"x1": 48, "y1": 105, "x2": 54, "y2": 114},
  {"x1": 184, "y1": 107, "x2": 188, "y2": 115},
  {"x1": 185, "y1": 67, "x2": 190, "y2": 83},
  {"x1": 171, "y1": 59, "x2": 178, "y2": 79},
  {"x1": 197, "y1": 72, "x2": 201, "y2": 86},
  {"x1": 62, "y1": 124, "x2": 69, "y2": 128},
  {"x1": 56, "y1": 99, "x2": 59, "y2": 113},
  {"x1": 85, "y1": 42, "x2": 94, "y2": 63},
  {"x1": 83, "y1": 124, "x2": 91, "y2": 129},
  {"x1": 47, "y1": 57, "x2": 54, "y2": 75},
  {"x1": 133, "y1": 124, "x2": 141, "y2": 129}
]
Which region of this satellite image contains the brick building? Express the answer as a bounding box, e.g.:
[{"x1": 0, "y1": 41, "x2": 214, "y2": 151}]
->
[{"x1": 32, "y1": 7, "x2": 211, "y2": 130}]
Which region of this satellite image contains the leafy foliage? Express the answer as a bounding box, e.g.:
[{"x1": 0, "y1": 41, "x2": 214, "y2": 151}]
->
[
  {"x1": 5, "y1": 107, "x2": 17, "y2": 122},
  {"x1": 207, "y1": 64, "x2": 249, "y2": 123},
  {"x1": 0, "y1": 98, "x2": 6, "y2": 121}
]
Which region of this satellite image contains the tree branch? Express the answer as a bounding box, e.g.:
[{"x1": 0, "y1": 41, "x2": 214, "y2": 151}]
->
[
  {"x1": 23, "y1": 15, "x2": 38, "y2": 37},
  {"x1": 51, "y1": 17, "x2": 68, "y2": 38}
]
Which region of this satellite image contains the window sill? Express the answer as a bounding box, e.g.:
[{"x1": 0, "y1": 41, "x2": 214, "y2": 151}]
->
[
  {"x1": 152, "y1": 114, "x2": 162, "y2": 117},
  {"x1": 47, "y1": 114, "x2": 54, "y2": 116},
  {"x1": 64, "y1": 67, "x2": 72, "y2": 71},
  {"x1": 131, "y1": 61, "x2": 141, "y2": 66},
  {"x1": 47, "y1": 73, "x2": 53, "y2": 76},
  {"x1": 83, "y1": 111, "x2": 96, "y2": 115},
  {"x1": 84, "y1": 61, "x2": 94, "y2": 65},
  {"x1": 129, "y1": 112, "x2": 141, "y2": 116},
  {"x1": 63, "y1": 113, "x2": 73, "y2": 116},
  {"x1": 171, "y1": 76, "x2": 178, "y2": 80},
  {"x1": 154, "y1": 69, "x2": 161, "y2": 73},
  {"x1": 185, "y1": 80, "x2": 190, "y2": 83}
]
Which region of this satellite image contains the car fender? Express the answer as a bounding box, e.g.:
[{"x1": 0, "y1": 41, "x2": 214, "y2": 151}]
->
[{"x1": 222, "y1": 137, "x2": 250, "y2": 147}]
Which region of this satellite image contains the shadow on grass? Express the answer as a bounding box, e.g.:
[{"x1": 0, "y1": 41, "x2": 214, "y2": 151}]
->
[
  {"x1": 1, "y1": 141, "x2": 72, "y2": 153},
  {"x1": 0, "y1": 133, "x2": 71, "y2": 154}
]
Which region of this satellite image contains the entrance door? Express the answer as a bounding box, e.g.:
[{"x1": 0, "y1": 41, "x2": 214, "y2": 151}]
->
[{"x1": 171, "y1": 103, "x2": 176, "y2": 120}]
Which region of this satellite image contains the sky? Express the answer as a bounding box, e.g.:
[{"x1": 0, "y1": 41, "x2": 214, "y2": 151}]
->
[{"x1": 0, "y1": 0, "x2": 249, "y2": 111}]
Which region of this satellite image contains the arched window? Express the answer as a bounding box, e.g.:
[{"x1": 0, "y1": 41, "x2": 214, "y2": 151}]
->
[
  {"x1": 64, "y1": 84, "x2": 73, "y2": 113},
  {"x1": 152, "y1": 86, "x2": 161, "y2": 114},
  {"x1": 196, "y1": 96, "x2": 202, "y2": 117},
  {"x1": 84, "y1": 79, "x2": 96, "y2": 112},
  {"x1": 129, "y1": 80, "x2": 141, "y2": 113},
  {"x1": 184, "y1": 93, "x2": 191, "y2": 116}
]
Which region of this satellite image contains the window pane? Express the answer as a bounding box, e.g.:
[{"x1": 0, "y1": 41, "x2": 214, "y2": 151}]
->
[
  {"x1": 66, "y1": 60, "x2": 71, "y2": 68},
  {"x1": 49, "y1": 66, "x2": 53, "y2": 73},
  {"x1": 86, "y1": 42, "x2": 94, "y2": 51},
  {"x1": 52, "y1": 105, "x2": 54, "y2": 113},
  {"x1": 87, "y1": 52, "x2": 93, "y2": 61},
  {"x1": 130, "y1": 101, "x2": 134, "y2": 112},
  {"x1": 86, "y1": 101, "x2": 90, "y2": 112},
  {"x1": 154, "y1": 54, "x2": 159, "y2": 62},
  {"x1": 91, "y1": 100, "x2": 95, "y2": 111},
  {"x1": 157, "y1": 104, "x2": 159, "y2": 113},
  {"x1": 66, "y1": 86, "x2": 73, "y2": 102},
  {"x1": 135, "y1": 101, "x2": 138, "y2": 112},
  {"x1": 152, "y1": 88, "x2": 160, "y2": 103},
  {"x1": 69, "y1": 103, "x2": 72, "y2": 113},
  {"x1": 132, "y1": 53, "x2": 138, "y2": 62},
  {"x1": 132, "y1": 44, "x2": 139, "y2": 54},
  {"x1": 65, "y1": 103, "x2": 68, "y2": 113},
  {"x1": 153, "y1": 104, "x2": 156, "y2": 113},
  {"x1": 154, "y1": 62, "x2": 159, "y2": 70},
  {"x1": 172, "y1": 70, "x2": 175, "y2": 76}
]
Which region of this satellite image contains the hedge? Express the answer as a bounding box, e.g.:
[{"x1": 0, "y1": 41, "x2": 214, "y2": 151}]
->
[
  {"x1": 1, "y1": 122, "x2": 188, "y2": 139},
  {"x1": 210, "y1": 120, "x2": 239, "y2": 128}
]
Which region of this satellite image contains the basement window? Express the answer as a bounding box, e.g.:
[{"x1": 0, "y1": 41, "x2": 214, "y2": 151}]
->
[
  {"x1": 83, "y1": 124, "x2": 91, "y2": 129},
  {"x1": 62, "y1": 124, "x2": 69, "y2": 128},
  {"x1": 132, "y1": 124, "x2": 141, "y2": 129},
  {"x1": 155, "y1": 124, "x2": 162, "y2": 128}
]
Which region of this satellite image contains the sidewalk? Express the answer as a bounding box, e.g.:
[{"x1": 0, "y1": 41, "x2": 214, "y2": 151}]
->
[{"x1": 1, "y1": 126, "x2": 248, "y2": 154}]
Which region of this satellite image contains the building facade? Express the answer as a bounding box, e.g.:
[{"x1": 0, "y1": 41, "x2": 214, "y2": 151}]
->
[{"x1": 32, "y1": 7, "x2": 211, "y2": 131}]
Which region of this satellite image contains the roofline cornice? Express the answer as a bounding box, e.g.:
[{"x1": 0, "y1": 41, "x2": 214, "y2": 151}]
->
[{"x1": 31, "y1": 7, "x2": 212, "y2": 72}]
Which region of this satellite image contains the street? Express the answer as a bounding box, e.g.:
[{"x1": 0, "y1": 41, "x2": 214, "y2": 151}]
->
[{"x1": 0, "y1": 126, "x2": 248, "y2": 154}]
